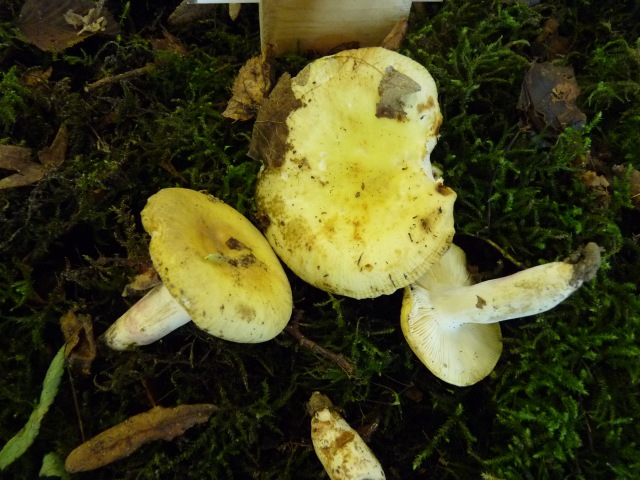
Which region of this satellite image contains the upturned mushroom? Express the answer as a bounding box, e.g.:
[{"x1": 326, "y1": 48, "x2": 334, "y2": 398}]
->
[
  {"x1": 308, "y1": 392, "x2": 386, "y2": 480},
  {"x1": 400, "y1": 242, "x2": 602, "y2": 386},
  {"x1": 249, "y1": 46, "x2": 456, "y2": 299},
  {"x1": 103, "y1": 188, "x2": 293, "y2": 350}
]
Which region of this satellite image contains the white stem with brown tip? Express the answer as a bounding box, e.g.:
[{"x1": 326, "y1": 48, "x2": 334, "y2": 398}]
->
[
  {"x1": 102, "y1": 284, "x2": 191, "y2": 350},
  {"x1": 421, "y1": 242, "x2": 601, "y2": 326}
]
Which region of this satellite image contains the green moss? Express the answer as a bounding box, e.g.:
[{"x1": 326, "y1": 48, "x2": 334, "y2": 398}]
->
[{"x1": 1, "y1": 0, "x2": 639, "y2": 479}]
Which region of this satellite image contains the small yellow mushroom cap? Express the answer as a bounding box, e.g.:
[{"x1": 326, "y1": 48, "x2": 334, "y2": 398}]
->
[
  {"x1": 142, "y1": 188, "x2": 292, "y2": 343},
  {"x1": 250, "y1": 47, "x2": 456, "y2": 299}
]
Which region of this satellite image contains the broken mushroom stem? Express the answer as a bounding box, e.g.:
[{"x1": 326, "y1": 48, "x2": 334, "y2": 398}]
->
[
  {"x1": 420, "y1": 242, "x2": 602, "y2": 325},
  {"x1": 102, "y1": 284, "x2": 191, "y2": 350}
]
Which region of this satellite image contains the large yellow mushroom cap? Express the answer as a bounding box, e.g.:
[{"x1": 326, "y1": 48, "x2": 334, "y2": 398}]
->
[
  {"x1": 142, "y1": 188, "x2": 292, "y2": 343},
  {"x1": 250, "y1": 47, "x2": 456, "y2": 299}
]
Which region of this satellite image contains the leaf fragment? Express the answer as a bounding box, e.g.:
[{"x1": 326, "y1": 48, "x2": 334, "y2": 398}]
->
[
  {"x1": 223, "y1": 45, "x2": 275, "y2": 121},
  {"x1": 381, "y1": 16, "x2": 408, "y2": 51},
  {"x1": 18, "y1": 0, "x2": 119, "y2": 52},
  {"x1": 60, "y1": 308, "x2": 96, "y2": 376},
  {"x1": 375, "y1": 66, "x2": 421, "y2": 121},
  {"x1": 517, "y1": 62, "x2": 587, "y2": 133},
  {"x1": 0, "y1": 124, "x2": 69, "y2": 189},
  {"x1": 64, "y1": 404, "x2": 218, "y2": 473}
]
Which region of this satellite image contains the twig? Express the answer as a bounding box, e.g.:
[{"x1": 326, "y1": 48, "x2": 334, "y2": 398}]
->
[
  {"x1": 285, "y1": 309, "x2": 355, "y2": 375},
  {"x1": 67, "y1": 367, "x2": 86, "y2": 442},
  {"x1": 85, "y1": 63, "x2": 155, "y2": 92}
]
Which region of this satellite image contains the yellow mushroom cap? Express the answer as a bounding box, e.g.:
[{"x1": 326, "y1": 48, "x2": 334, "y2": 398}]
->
[
  {"x1": 250, "y1": 47, "x2": 456, "y2": 299},
  {"x1": 142, "y1": 188, "x2": 292, "y2": 343}
]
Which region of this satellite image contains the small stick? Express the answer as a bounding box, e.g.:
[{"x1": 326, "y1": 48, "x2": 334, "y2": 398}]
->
[
  {"x1": 67, "y1": 368, "x2": 86, "y2": 442},
  {"x1": 85, "y1": 63, "x2": 155, "y2": 92},
  {"x1": 285, "y1": 309, "x2": 355, "y2": 375}
]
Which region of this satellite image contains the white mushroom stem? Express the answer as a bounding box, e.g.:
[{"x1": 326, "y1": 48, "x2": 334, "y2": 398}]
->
[
  {"x1": 416, "y1": 242, "x2": 601, "y2": 326},
  {"x1": 102, "y1": 284, "x2": 191, "y2": 350}
]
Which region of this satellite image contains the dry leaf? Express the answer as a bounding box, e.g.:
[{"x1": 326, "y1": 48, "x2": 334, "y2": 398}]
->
[
  {"x1": 381, "y1": 17, "x2": 408, "y2": 51},
  {"x1": 22, "y1": 67, "x2": 53, "y2": 90},
  {"x1": 65, "y1": 404, "x2": 218, "y2": 473},
  {"x1": 517, "y1": 62, "x2": 586, "y2": 133},
  {"x1": 149, "y1": 30, "x2": 189, "y2": 57},
  {"x1": 223, "y1": 46, "x2": 275, "y2": 121},
  {"x1": 18, "y1": 0, "x2": 119, "y2": 52},
  {"x1": 0, "y1": 124, "x2": 69, "y2": 189},
  {"x1": 122, "y1": 268, "x2": 161, "y2": 297},
  {"x1": 38, "y1": 124, "x2": 69, "y2": 169},
  {"x1": 248, "y1": 73, "x2": 302, "y2": 168},
  {"x1": 581, "y1": 170, "x2": 611, "y2": 207},
  {"x1": 60, "y1": 308, "x2": 96, "y2": 376},
  {"x1": 375, "y1": 66, "x2": 421, "y2": 121}
]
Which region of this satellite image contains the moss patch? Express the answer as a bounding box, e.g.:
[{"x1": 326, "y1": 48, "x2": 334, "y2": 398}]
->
[{"x1": 1, "y1": 1, "x2": 638, "y2": 478}]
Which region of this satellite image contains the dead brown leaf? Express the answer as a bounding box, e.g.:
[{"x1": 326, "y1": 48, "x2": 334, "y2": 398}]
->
[
  {"x1": 581, "y1": 170, "x2": 611, "y2": 207},
  {"x1": 223, "y1": 45, "x2": 275, "y2": 121},
  {"x1": 60, "y1": 308, "x2": 96, "y2": 376},
  {"x1": 18, "y1": 0, "x2": 119, "y2": 52},
  {"x1": 65, "y1": 404, "x2": 218, "y2": 473},
  {"x1": 22, "y1": 67, "x2": 53, "y2": 91},
  {"x1": 517, "y1": 62, "x2": 587, "y2": 134},
  {"x1": 0, "y1": 124, "x2": 69, "y2": 189},
  {"x1": 122, "y1": 268, "x2": 161, "y2": 297},
  {"x1": 376, "y1": 66, "x2": 422, "y2": 121},
  {"x1": 149, "y1": 30, "x2": 189, "y2": 57},
  {"x1": 534, "y1": 18, "x2": 571, "y2": 58},
  {"x1": 381, "y1": 17, "x2": 408, "y2": 51}
]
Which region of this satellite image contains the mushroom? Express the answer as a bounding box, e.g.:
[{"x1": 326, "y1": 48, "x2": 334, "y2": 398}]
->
[
  {"x1": 400, "y1": 242, "x2": 602, "y2": 386},
  {"x1": 308, "y1": 392, "x2": 386, "y2": 480},
  {"x1": 103, "y1": 188, "x2": 293, "y2": 350},
  {"x1": 249, "y1": 46, "x2": 456, "y2": 299}
]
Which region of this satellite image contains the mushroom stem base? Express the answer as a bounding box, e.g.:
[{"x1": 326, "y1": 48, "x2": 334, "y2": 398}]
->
[{"x1": 102, "y1": 284, "x2": 191, "y2": 350}]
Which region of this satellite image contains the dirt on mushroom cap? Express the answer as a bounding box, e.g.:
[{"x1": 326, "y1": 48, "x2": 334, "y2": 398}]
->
[{"x1": 141, "y1": 188, "x2": 292, "y2": 343}]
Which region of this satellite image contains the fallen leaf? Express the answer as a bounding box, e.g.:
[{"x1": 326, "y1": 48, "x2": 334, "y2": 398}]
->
[
  {"x1": 22, "y1": 67, "x2": 53, "y2": 90},
  {"x1": 60, "y1": 308, "x2": 96, "y2": 376},
  {"x1": 0, "y1": 124, "x2": 69, "y2": 189},
  {"x1": 38, "y1": 124, "x2": 69, "y2": 169},
  {"x1": 122, "y1": 268, "x2": 161, "y2": 297},
  {"x1": 517, "y1": 62, "x2": 587, "y2": 134},
  {"x1": 64, "y1": 404, "x2": 218, "y2": 473},
  {"x1": 223, "y1": 45, "x2": 275, "y2": 121},
  {"x1": 376, "y1": 66, "x2": 421, "y2": 121},
  {"x1": 534, "y1": 18, "x2": 571, "y2": 58},
  {"x1": 0, "y1": 346, "x2": 65, "y2": 470},
  {"x1": 581, "y1": 170, "x2": 611, "y2": 207},
  {"x1": 149, "y1": 30, "x2": 189, "y2": 57},
  {"x1": 18, "y1": 0, "x2": 119, "y2": 52},
  {"x1": 248, "y1": 73, "x2": 302, "y2": 168},
  {"x1": 39, "y1": 452, "x2": 70, "y2": 480},
  {"x1": 381, "y1": 16, "x2": 408, "y2": 51}
]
